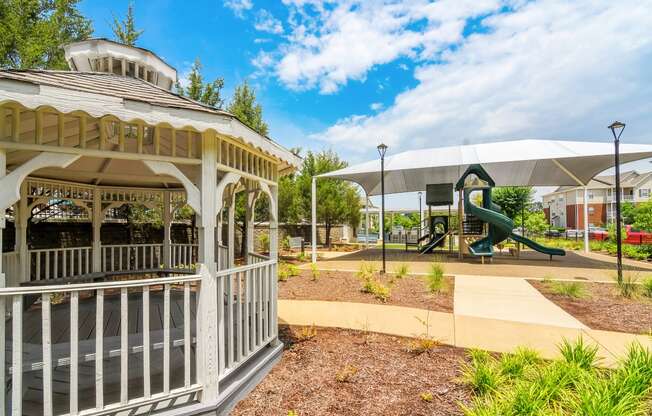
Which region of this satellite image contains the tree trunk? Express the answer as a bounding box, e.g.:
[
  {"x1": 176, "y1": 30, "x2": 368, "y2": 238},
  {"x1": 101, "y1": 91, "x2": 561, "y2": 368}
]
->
[
  {"x1": 325, "y1": 223, "x2": 331, "y2": 248},
  {"x1": 240, "y1": 219, "x2": 247, "y2": 260}
]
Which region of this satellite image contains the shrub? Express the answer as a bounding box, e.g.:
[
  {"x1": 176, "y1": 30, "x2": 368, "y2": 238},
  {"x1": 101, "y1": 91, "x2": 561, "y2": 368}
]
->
[
  {"x1": 558, "y1": 338, "x2": 599, "y2": 370},
  {"x1": 258, "y1": 233, "x2": 270, "y2": 252},
  {"x1": 549, "y1": 281, "x2": 585, "y2": 298},
  {"x1": 358, "y1": 261, "x2": 391, "y2": 301},
  {"x1": 642, "y1": 276, "x2": 652, "y2": 298},
  {"x1": 425, "y1": 261, "x2": 446, "y2": 294},
  {"x1": 460, "y1": 353, "x2": 503, "y2": 396},
  {"x1": 309, "y1": 263, "x2": 320, "y2": 281},
  {"x1": 278, "y1": 262, "x2": 299, "y2": 282},
  {"x1": 613, "y1": 272, "x2": 639, "y2": 299},
  {"x1": 295, "y1": 325, "x2": 317, "y2": 342},
  {"x1": 393, "y1": 263, "x2": 410, "y2": 280},
  {"x1": 335, "y1": 365, "x2": 358, "y2": 383}
]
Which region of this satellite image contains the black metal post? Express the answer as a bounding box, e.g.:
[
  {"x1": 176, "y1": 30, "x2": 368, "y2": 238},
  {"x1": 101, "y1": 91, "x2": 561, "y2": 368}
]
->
[
  {"x1": 609, "y1": 121, "x2": 625, "y2": 284},
  {"x1": 418, "y1": 191, "x2": 422, "y2": 240},
  {"x1": 378, "y1": 143, "x2": 387, "y2": 274}
]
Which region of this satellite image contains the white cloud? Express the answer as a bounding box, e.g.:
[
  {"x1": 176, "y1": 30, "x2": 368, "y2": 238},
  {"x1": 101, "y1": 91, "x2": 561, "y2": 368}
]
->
[
  {"x1": 223, "y1": 0, "x2": 253, "y2": 18},
  {"x1": 370, "y1": 102, "x2": 384, "y2": 111},
  {"x1": 255, "y1": 9, "x2": 284, "y2": 34},
  {"x1": 254, "y1": 0, "x2": 502, "y2": 93},
  {"x1": 309, "y1": 0, "x2": 652, "y2": 153}
]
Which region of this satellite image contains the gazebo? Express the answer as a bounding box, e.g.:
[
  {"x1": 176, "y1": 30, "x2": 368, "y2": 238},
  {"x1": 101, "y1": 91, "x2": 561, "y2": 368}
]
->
[
  {"x1": 0, "y1": 39, "x2": 300, "y2": 415},
  {"x1": 312, "y1": 139, "x2": 652, "y2": 261}
]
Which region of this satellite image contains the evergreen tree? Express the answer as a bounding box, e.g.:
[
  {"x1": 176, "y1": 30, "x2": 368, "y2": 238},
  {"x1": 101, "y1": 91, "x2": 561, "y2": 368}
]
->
[
  {"x1": 177, "y1": 58, "x2": 225, "y2": 108},
  {"x1": 111, "y1": 2, "x2": 143, "y2": 46},
  {"x1": 227, "y1": 81, "x2": 269, "y2": 136},
  {"x1": 0, "y1": 0, "x2": 92, "y2": 69}
]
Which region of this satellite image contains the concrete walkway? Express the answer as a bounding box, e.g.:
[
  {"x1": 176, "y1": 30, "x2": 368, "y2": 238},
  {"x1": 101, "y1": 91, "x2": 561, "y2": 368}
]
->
[{"x1": 454, "y1": 275, "x2": 587, "y2": 329}]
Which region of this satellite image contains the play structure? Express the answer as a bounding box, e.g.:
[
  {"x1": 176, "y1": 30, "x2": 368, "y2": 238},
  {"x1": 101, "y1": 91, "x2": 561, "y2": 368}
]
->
[{"x1": 455, "y1": 165, "x2": 565, "y2": 260}]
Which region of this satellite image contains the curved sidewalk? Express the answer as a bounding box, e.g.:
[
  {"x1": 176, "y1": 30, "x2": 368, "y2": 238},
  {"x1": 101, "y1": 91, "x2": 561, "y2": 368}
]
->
[{"x1": 278, "y1": 299, "x2": 651, "y2": 367}]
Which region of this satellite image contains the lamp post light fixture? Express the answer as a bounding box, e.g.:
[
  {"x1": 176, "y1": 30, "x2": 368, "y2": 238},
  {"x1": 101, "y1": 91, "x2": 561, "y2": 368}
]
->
[
  {"x1": 609, "y1": 121, "x2": 626, "y2": 284},
  {"x1": 377, "y1": 143, "x2": 388, "y2": 274}
]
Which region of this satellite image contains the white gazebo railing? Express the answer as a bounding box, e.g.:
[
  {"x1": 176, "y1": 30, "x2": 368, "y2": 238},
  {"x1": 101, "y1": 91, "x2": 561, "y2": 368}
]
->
[
  {"x1": 29, "y1": 246, "x2": 93, "y2": 281},
  {"x1": 171, "y1": 243, "x2": 198, "y2": 268},
  {"x1": 101, "y1": 244, "x2": 164, "y2": 272},
  {"x1": 0, "y1": 258, "x2": 278, "y2": 415},
  {"x1": 247, "y1": 252, "x2": 269, "y2": 265}
]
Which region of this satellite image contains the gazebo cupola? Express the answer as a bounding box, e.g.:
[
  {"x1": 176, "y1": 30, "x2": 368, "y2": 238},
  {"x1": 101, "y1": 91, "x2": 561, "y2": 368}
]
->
[{"x1": 63, "y1": 38, "x2": 177, "y2": 90}]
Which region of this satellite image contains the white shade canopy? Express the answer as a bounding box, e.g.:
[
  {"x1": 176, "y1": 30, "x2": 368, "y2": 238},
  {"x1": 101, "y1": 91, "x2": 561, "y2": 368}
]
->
[{"x1": 319, "y1": 139, "x2": 652, "y2": 195}]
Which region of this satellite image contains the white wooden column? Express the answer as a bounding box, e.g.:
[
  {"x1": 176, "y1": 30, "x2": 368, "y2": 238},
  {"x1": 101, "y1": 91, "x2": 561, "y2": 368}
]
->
[
  {"x1": 0, "y1": 149, "x2": 5, "y2": 287},
  {"x1": 269, "y1": 185, "x2": 279, "y2": 261},
  {"x1": 227, "y1": 197, "x2": 235, "y2": 268},
  {"x1": 92, "y1": 189, "x2": 102, "y2": 272},
  {"x1": 245, "y1": 185, "x2": 259, "y2": 262},
  {"x1": 311, "y1": 176, "x2": 317, "y2": 263},
  {"x1": 163, "y1": 191, "x2": 171, "y2": 267},
  {"x1": 17, "y1": 181, "x2": 28, "y2": 282},
  {"x1": 583, "y1": 186, "x2": 590, "y2": 253},
  {"x1": 196, "y1": 132, "x2": 219, "y2": 402}
]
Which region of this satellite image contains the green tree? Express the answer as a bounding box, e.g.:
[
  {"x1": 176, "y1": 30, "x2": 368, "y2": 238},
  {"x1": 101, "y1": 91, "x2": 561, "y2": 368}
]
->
[
  {"x1": 621, "y1": 201, "x2": 636, "y2": 225},
  {"x1": 515, "y1": 211, "x2": 548, "y2": 235},
  {"x1": 296, "y1": 150, "x2": 361, "y2": 246},
  {"x1": 632, "y1": 200, "x2": 652, "y2": 232},
  {"x1": 176, "y1": 58, "x2": 225, "y2": 108},
  {"x1": 0, "y1": 0, "x2": 92, "y2": 69},
  {"x1": 227, "y1": 81, "x2": 269, "y2": 136},
  {"x1": 492, "y1": 187, "x2": 534, "y2": 220},
  {"x1": 110, "y1": 2, "x2": 143, "y2": 46}
]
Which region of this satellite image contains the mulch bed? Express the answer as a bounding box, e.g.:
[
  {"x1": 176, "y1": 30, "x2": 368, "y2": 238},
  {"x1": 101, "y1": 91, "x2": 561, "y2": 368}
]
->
[
  {"x1": 232, "y1": 326, "x2": 470, "y2": 416},
  {"x1": 529, "y1": 280, "x2": 652, "y2": 334},
  {"x1": 279, "y1": 270, "x2": 454, "y2": 312}
]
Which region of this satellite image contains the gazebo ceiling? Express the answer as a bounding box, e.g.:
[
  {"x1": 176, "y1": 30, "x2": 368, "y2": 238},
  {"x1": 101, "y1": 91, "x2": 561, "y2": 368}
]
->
[{"x1": 24, "y1": 155, "x2": 196, "y2": 189}]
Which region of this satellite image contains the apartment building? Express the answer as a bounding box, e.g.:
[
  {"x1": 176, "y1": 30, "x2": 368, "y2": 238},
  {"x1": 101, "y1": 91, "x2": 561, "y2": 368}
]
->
[{"x1": 542, "y1": 170, "x2": 652, "y2": 228}]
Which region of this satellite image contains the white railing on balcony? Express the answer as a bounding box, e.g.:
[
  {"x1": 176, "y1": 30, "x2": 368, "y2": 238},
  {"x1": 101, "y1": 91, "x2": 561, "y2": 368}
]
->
[
  {"x1": 29, "y1": 246, "x2": 93, "y2": 281},
  {"x1": 0, "y1": 273, "x2": 202, "y2": 415},
  {"x1": 101, "y1": 244, "x2": 163, "y2": 272},
  {"x1": 170, "y1": 243, "x2": 198, "y2": 268}
]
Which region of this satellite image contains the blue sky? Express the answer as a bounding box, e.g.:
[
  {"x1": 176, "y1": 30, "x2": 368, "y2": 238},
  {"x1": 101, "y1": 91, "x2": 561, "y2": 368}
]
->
[{"x1": 80, "y1": 0, "x2": 652, "y2": 209}]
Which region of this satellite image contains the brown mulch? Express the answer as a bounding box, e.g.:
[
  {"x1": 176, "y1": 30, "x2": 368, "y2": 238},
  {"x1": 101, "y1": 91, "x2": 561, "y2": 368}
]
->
[
  {"x1": 232, "y1": 326, "x2": 470, "y2": 416},
  {"x1": 279, "y1": 270, "x2": 454, "y2": 313},
  {"x1": 530, "y1": 280, "x2": 652, "y2": 334}
]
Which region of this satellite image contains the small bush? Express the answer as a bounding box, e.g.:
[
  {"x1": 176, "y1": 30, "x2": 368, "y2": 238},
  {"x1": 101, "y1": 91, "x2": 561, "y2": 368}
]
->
[
  {"x1": 297, "y1": 251, "x2": 307, "y2": 262},
  {"x1": 309, "y1": 263, "x2": 320, "y2": 281},
  {"x1": 559, "y1": 338, "x2": 599, "y2": 370},
  {"x1": 295, "y1": 325, "x2": 317, "y2": 342},
  {"x1": 642, "y1": 276, "x2": 652, "y2": 298},
  {"x1": 549, "y1": 281, "x2": 585, "y2": 298},
  {"x1": 460, "y1": 354, "x2": 503, "y2": 396},
  {"x1": 420, "y1": 392, "x2": 433, "y2": 402},
  {"x1": 393, "y1": 263, "x2": 410, "y2": 280},
  {"x1": 287, "y1": 263, "x2": 300, "y2": 277},
  {"x1": 425, "y1": 261, "x2": 446, "y2": 294},
  {"x1": 287, "y1": 411, "x2": 298, "y2": 416},
  {"x1": 278, "y1": 267, "x2": 290, "y2": 282},
  {"x1": 613, "y1": 272, "x2": 639, "y2": 299},
  {"x1": 335, "y1": 365, "x2": 358, "y2": 383},
  {"x1": 358, "y1": 261, "x2": 391, "y2": 301}
]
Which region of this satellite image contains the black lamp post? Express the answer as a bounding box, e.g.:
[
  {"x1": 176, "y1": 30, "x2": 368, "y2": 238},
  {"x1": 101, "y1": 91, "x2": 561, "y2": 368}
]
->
[
  {"x1": 377, "y1": 143, "x2": 388, "y2": 274},
  {"x1": 547, "y1": 201, "x2": 553, "y2": 233},
  {"x1": 609, "y1": 121, "x2": 625, "y2": 284}
]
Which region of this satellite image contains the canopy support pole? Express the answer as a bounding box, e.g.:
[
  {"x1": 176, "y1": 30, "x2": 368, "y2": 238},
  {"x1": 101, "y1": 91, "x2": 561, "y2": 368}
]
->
[
  {"x1": 364, "y1": 194, "x2": 369, "y2": 249},
  {"x1": 583, "y1": 187, "x2": 589, "y2": 253},
  {"x1": 552, "y1": 159, "x2": 590, "y2": 254},
  {"x1": 311, "y1": 177, "x2": 317, "y2": 263}
]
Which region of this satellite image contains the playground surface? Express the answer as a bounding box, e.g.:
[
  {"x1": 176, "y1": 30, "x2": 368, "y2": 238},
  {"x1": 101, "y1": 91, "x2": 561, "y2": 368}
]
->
[{"x1": 307, "y1": 247, "x2": 652, "y2": 281}]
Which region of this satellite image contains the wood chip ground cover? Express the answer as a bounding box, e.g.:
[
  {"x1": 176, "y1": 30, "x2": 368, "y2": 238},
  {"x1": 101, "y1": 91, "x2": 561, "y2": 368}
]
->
[
  {"x1": 279, "y1": 269, "x2": 454, "y2": 312},
  {"x1": 232, "y1": 326, "x2": 470, "y2": 415}
]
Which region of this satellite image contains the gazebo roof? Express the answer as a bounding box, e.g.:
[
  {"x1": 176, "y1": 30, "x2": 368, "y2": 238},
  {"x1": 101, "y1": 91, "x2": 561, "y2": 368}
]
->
[
  {"x1": 319, "y1": 139, "x2": 652, "y2": 195},
  {"x1": 0, "y1": 69, "x2": 301, "y2": 171}
]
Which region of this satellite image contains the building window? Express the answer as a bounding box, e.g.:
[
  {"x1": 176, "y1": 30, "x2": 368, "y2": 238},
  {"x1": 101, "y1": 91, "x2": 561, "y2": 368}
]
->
[
  {"x1": 588, "y1": 207, "x2": 595, "y2": 214},
  {"x1": 588, "y1": 190, "x2": 594, "y2": 200},
  {"x1": 639, "y1": 189, "x2": 650, "y2": 198}
]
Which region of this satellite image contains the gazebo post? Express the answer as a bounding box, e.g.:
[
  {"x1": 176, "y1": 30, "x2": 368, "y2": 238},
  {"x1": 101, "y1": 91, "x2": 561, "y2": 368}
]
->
[
  {"x1": 228, "y1": 195, "x2": 236, "y2": 268},
  {"x1": 196, "y1": 132, "x2": 219, "y2": 402},
  {"x1": 0, "y1": 149, "x2": 5, "y2": 287},
  {"x1": 245, "y1": 183, "x2": 259, "y2": 262},
  {"x1": 17, "y1": 182, "x2": 28, "y2": 283},
  {"x1": 92, "y1": 190, "x2": 102, "y2": 272},
  {"x1": 311, "y1": 176, "x2": 317, "y2": 263},
  {"x1": 162, "y1": 190, "x2": 171, "y2": 267},
  {"x1": 583, "y1": 186, "x2": 590, "y2": 253},
  {"x1": 269, "y1": 184, "x2": 279, "y2": 261}
]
